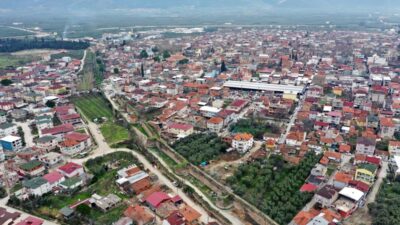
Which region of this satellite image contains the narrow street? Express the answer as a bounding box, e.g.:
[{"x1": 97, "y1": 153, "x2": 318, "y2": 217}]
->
[
  {"x1": 278, "y1": 95, "x2": 305, "y2": 144},
  {"x1": 15, "y1": 120, "x2": 34, "y2": 147}
]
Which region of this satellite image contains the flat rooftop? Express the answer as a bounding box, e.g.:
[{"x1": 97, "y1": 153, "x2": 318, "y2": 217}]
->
[{"x1": 223, "y1": 81, "x2": 305, "y2": 94}]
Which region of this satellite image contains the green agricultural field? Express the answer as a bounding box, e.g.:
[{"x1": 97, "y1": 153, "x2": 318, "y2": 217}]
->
[
  {"x1": 100, "y1": 122, "x2": 130, "y2": 145},
  {"x1": 0, "y1": 53, "x2": 40, "y2": 69},
  {"x1": 72, "y1": 94, "x2": 113, "y2": 121}
]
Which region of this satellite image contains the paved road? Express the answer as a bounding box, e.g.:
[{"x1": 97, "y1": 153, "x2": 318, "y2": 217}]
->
[
  {"x1": 367, "y1": 161, "x2": 388, "y2": 203},
  {"x1": 71, "y1": 121, "x2": 217, "y2": 224},
  {"x1": 278, "y1": 96, "x2": 305, "y2": 144},
  {"x1": 15, "y1": 120, "x2": 34, "y2": 147},
  {"x1": 0, "y1": 197, "x2": 58, "y2": 225},
  {"x1": 77, "y1": 49, "x2": 87, "y2": 74}
]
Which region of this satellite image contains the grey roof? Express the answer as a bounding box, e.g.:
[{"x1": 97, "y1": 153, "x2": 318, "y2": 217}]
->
[
  {"x1": 0, "y1": 122, "x2": 16, "y2": 130},
  {"x1": 36, "y1": 135, "x2": 57, "y2": 143},
  {"x1": 223, "y1": 81, "x2": 305, "y2": 94},
  {"x1": 23, "y1": 177, "x2": 48, "y2": 189},
  {"x1": 357, "y1": 137, "x2": 376, "y2": 146},
  {"x1": 59, "y1": 207, "x2": 74, "y2": 217}
]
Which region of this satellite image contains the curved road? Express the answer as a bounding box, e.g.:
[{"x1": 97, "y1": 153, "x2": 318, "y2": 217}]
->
[{"x1": 71, "y1": 121, "x2": 218, "y2": 224}]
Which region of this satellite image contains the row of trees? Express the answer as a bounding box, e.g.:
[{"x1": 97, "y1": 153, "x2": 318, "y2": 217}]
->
[
  {"x1": 227, "y1": 153, "x2": 321, "y2": 224},
  {"x1": 0, "y1": 38, "x2": 90, "y2": 52},
  {"x1": 229, "y1": 118, "x2": 281, "y2": 139},
  {"x1": 173, "y1": 133, "x2": 228, "y2": 165}
]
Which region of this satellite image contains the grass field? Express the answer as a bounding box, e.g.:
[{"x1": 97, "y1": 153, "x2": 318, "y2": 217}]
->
[
  {"x1": 100, "y1": 122, "x2": 130, "y2": 145},
  {"x1": 0, "y1": 53, "x2": 40, "y2": 69},
  {"x1": 72, "y1": 94, "x2": 113, "y2": 121},
  {"x1": 51, "y1": 49, "x2": 84, "y2": 60}
]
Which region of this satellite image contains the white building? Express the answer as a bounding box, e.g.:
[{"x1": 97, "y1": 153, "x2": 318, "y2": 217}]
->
[
  {"x1": 23, "y1": 177, "x2": 51, "y2": 197},
  {"x1": 232, "y1": 133, "x2": 254, "y2": 154}
]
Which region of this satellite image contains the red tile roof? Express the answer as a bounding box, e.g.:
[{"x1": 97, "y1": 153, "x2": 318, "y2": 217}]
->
[
  {"x1": 15, "y1": 216, "x2": 43, "y2": 225},
  {"x1": 64, "y1": 132, "x2": 89, "y2": 142},
  {"x1": 58, "y1": 162, "x2": 82, "y2": 175},
  {"x1": 42, "y1": 171, "x2": 64, "y2": 184},
  {"x1": 41, "y1": 123, "x2": 74, "y2": 135},
  {"x1": 145, "y1": 192, "x2": 170, "y2": 208},
  {"x1": 300, "y1": 183, "x2": 318, "y2": 192},
  {"x1": 168, "y1": 123, "x2": 193, "y2": 131}
]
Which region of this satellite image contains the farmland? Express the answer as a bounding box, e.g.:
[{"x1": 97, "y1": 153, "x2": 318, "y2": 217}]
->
[
  {"x1": 71, "y1": 94, "x2": 113, "y2": 121},
  {"x1": 0, "y1": 53, "x2": 40, "y2": 69}
]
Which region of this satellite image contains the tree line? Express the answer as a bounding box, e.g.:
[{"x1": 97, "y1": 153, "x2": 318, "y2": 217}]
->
[{"x1": 0, "y1": 38, "x2": 90, "y2": 52}]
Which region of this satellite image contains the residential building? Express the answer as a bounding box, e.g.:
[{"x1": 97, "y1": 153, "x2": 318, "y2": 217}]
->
[
  {"x1": 166, "y1": 123, "x2": 194, "y2": 138},
  {"x1": 232, "y1": 133, "x2": 254, "y2": 154},
  {"x1": 23, "y1": 177, "x2": 51, "y2": 196},
  {"x1": 207, "y1": 117, "x2": 224, "y2": 133},
  {"x1": 354, "y1": 163, "x2": 378, "y2": 186},
  {"x1": 355, "y1": 137, "x2": 376, "y2": 155},
  {"x1": 0, "y1": 135, "x2": 22, "y2": 151}
]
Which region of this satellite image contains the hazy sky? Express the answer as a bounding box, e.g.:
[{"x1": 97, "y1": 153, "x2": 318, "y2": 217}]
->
[{"x1": 0, "y1": 0, "x2": 399, "y2": 18}]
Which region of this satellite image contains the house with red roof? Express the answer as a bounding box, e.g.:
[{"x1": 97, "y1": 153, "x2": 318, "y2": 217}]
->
[
  {"x1": 57, "y1": 162, "x2": 85, "y2": 178},
  {"x1": 59, "y1": 132, "x2": 91, "y2": 155},
  {"x1": 15, "y1": 216, "x2": 44, "y2": 225},
  {"x1": 163, "y1": 211, "x2": 185, "y2": 225},
  {"x1": 40, "y1": 123, "x2": 74, "y2": 141},
  {"x1": 379, "y1": 117, "x2": 395, "y2": 139},
  {"x1": 145, "y1": 192, "x2": 171, "y2": 210},
  {"x1": 42, "y1": 171, "x2": 65, "y2": 188},
  {"x1": 166, "y1": 123, "x2": 194, "y2": 138},
  {"x1": 123, "y1": 205, "x2": 155, "y2": 225},
  {"x1": 226, "y1": 99, "x2": 248, "y2": 113},
  {"x1": 58, "y1": 113, "x2": 81, "y2": 126},
  {"x1": 207, "y1": 117, "x2": 224, "y2": 133}
]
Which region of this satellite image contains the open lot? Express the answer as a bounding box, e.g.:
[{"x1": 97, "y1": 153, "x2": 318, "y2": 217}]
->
[
  {"x1": 51, "y1": 49, "x2": 84, "y2": 60},
  {"x1": 72, "y1": 94, "x2": 114, "y2": 121},
  {"x1": 100, "y1": 122, "x2": 130, "y2": 146}
]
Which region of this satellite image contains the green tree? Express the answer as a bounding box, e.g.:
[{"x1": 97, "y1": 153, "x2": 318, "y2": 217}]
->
[
  {"x1": 113, "y1": 68, "x2": 119, "y2": 74},
  {"x1": 17, "y1": 127, "x2": 26, "y2": 146},
  {"x1": 140, "y1": 50, "x2": 148, "y2": 59},
  {"x1": 178, "y1": 58, "x2": 189, "y2": 65},
  {"x1": 45, "y1": 100, "x2": 56, "y2": 108},
  {"x1": 162, "y1": 50, "x2": 171, "y2": 59},
  {"x1": 141, "y1": 64, "x2": 145, "y2": 77},
  {"x1": 76, "y1": 204, "x2": 91, "y2": 216},
  {"x1": 153, "y1": 56, "x2": 161, "y2": 62},
  {"x1": 1, "y1": 79, "x2": 12, "y2": 86},
  {"x1": 0, "y1": 186, "x2": 7, "y2": 198},
  {"x1": 221, "y1": 60, "x2": 227, "y2": 73}
]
